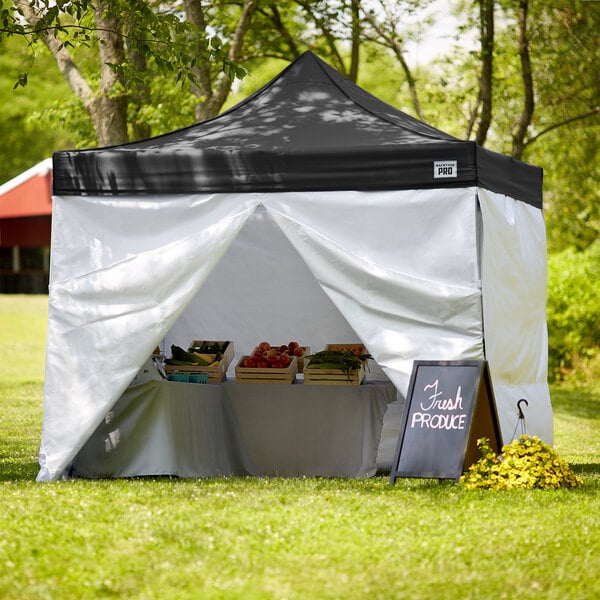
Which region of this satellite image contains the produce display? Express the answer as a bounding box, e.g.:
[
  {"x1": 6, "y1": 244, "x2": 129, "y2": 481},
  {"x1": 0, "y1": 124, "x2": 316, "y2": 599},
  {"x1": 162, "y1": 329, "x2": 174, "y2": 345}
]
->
[
  {"x1": 235, "y1": 342, "x2": 300, "y2": 384},
  {"x1": 304, "y1": 349, "x2": 372, "y2": 376},
  {"x1": 242, "y1": 341, "x2": 305, "y2": 369},
  {"x1": 165, "y1": 341, "x2": 231, "y2": 367},
  {"x1": 164, "y1": 341, "x2": 234, "y2": 383},
  {"x1": 166, "y1": 344, "x2": 223, "y2": 368},
  {"x1": 162, "y1": 339, "x2": 372, "y2": 386},
  {"x1": 189, "y1": 340, "x2": 230, "y2": 356},
  {"x1": 303, "y1": 344, "x2": 371, "y2": 385}
]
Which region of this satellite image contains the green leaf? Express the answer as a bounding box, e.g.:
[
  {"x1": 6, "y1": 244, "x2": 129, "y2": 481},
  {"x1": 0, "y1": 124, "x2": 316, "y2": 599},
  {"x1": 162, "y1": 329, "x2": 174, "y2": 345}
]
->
[{"x1": 13, "y1": 72, "x2": 28, "y2": 89}]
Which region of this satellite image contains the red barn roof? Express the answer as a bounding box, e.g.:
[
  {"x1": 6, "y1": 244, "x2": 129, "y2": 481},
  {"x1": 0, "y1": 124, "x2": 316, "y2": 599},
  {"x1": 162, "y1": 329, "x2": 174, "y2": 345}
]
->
[{"x1": 0, "y1": 159, "x2": 52, "y2": 218}]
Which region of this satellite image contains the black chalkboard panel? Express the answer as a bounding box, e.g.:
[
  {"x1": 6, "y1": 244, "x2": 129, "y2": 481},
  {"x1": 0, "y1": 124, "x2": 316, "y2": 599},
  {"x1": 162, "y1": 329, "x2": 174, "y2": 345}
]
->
[{"x1": 390, "y1": 360, "x2": 502, "y2": 483}]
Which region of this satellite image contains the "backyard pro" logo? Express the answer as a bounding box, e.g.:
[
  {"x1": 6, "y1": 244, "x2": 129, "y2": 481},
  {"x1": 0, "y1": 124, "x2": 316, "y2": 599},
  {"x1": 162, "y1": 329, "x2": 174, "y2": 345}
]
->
[{"x1": 433, "y1": 160, "x2": 458, "y2": 179}]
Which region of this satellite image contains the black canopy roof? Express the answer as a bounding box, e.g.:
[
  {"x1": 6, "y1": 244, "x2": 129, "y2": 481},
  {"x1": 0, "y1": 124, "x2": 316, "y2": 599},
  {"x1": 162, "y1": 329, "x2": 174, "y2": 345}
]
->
[{"x1": 53, "y1": 52, "x2": 542, "y2": 208}]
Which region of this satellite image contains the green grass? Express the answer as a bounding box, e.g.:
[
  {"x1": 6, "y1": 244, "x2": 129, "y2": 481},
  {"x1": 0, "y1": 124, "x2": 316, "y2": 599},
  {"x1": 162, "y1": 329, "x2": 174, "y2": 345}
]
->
[{"x1": 1, "y1": 295, "x2": 599, "y2": 599}]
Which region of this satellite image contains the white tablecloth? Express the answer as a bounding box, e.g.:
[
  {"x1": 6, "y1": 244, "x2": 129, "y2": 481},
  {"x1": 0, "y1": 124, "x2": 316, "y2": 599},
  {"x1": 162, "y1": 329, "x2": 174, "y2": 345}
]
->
[{"x1": 71, "y1": 380, "x2": 396, "y2": 479}]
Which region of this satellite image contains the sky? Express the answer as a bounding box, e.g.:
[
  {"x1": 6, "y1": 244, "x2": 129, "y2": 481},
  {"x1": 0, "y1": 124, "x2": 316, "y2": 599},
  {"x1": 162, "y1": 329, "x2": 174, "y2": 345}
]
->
[{"x1": 401, "y1": 0, "x2": 477, "y2": 67}]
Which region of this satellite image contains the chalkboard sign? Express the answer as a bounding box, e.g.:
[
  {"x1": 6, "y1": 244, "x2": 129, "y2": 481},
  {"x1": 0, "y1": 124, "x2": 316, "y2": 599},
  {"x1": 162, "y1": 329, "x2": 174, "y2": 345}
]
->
[{"x1": 389, "y1": 360, "x2": 502, "y2": 484}]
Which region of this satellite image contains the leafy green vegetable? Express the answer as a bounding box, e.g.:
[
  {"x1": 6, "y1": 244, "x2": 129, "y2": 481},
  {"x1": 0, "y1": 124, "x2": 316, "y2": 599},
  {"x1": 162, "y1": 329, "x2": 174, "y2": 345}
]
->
[
  {"x1": 305, "y1": 350, "x2": 372, "y2": 378},
  {"x1": 170, "y1": 345, "x2": 203, "y2": 364}
]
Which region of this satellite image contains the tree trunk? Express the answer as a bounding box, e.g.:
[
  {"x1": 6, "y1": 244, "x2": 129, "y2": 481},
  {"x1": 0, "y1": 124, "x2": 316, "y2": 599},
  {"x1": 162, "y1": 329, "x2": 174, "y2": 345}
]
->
[
  {"x1": 126, "y1": 25, "x2": 152, "y2": 141},
  {"x1": 15, "y1": 0, "x2": 129, "y2": 146},
  {"x1": 91, "y1": 2, "x2": 128, "y2": 145},
  {"x1": 185, "y1": 0, "x2": 257, "y2": 122},
  {"x1": 475, "y1": 0, "x2": 494, "y2": 147},
  {"x1": 348, "y1": 0, "x2": 361, "y2": 83},
  {"x1": 512, "y1": 0, "x2": 534, "y2": 160}
]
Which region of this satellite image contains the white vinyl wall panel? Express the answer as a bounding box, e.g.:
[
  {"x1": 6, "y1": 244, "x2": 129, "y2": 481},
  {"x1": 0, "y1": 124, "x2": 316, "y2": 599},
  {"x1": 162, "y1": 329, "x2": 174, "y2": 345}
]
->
[
  {"x1": 41, "y1": 188, "x2": 486, "y2": 481},
  {"x1": 479, "y1": 188, "x2": 553, "y2": 444}
]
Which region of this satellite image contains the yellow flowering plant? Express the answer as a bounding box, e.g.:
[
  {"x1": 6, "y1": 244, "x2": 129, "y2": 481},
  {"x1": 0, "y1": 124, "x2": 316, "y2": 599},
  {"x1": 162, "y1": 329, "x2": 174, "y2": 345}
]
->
[{"x1": 459, "y1": 435, "x2": 583, "y2": 490}]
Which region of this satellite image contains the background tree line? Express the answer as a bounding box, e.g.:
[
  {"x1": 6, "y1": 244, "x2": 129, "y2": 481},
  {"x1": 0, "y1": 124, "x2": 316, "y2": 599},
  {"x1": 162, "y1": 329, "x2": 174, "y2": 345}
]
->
[{"x1": 1, "y1": 0, "x2": 598, "y2": 380}]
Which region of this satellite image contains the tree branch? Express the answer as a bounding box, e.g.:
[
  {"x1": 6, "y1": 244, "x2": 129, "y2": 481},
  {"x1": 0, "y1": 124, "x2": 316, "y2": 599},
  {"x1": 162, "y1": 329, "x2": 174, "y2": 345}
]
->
[
  {"x1": 211, "y1": 0, "x2": 257, "y2": 113},
  {"x1": 265, "y1": 4, "x2": 301, "y2": 59},
  {"x1": 13, "y1": 0, "x2": 94, "y2": 107},
  {"x1": 186, "y1": 0, "x2": 257, "y2": 121},
  {"x1": 357, "y1": 1, "x2": 427, "y2": 122},
  {"x1": 466, "y1": 93, "x2": 482, "y2": 140},
  {"x1": 524, "y1": 105, "x2": 600, "y2": 148},
  {"x1": 295, "y1": 0, "x2": 347, "y2": 76}
]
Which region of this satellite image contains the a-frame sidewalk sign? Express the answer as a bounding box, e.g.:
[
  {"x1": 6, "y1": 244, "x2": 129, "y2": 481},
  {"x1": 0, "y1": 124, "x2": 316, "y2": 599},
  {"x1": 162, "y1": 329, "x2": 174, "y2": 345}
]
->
[{"x1": 390, "y1": 360, "x2": 502, "y2": 484}]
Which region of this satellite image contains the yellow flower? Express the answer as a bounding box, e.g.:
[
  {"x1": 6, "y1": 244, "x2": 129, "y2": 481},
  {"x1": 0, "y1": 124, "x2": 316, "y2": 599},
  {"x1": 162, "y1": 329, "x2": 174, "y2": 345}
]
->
[{"x1": 459, "y1": 435, "x2": 583, "y2": 490}]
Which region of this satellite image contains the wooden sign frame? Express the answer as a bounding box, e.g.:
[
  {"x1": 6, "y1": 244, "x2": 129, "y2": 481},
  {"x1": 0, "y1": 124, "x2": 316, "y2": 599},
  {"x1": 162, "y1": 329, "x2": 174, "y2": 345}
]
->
[{"x1": 389, "y1": 360, "x2": 502, "y2": 484}]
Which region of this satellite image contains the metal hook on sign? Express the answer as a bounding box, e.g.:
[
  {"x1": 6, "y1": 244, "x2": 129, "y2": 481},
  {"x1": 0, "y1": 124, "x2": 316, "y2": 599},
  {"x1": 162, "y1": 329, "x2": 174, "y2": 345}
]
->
[
  {"x1": 517, "y1": 398, "x2": 528, "y2": 420},
  {"x1": 517, "y1": 398, "x2": 528, "y2": 436}
]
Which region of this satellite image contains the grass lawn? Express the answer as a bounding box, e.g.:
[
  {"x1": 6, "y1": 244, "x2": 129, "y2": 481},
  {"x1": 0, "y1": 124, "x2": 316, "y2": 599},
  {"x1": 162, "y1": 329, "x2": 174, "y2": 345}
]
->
[{"x1": 1, "y1": 295, "x2": 599, "y2": 599}]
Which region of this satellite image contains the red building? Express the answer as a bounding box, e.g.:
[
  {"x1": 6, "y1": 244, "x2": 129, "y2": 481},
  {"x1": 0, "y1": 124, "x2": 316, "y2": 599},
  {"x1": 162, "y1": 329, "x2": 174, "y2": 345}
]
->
[{"x1": 0, "y1": 159, "x2": 52, "y2": 293}]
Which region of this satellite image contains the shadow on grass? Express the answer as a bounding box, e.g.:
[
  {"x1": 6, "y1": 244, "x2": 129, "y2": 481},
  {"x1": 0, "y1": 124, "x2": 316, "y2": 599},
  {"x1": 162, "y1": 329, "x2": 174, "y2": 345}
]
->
[
  {"x1": 0, "y1": 458, "x2": 39, "y2": 482},
  {"x1": 572, "y1": 463, "x2": 600, "y2": 476},
  {"x1": 550, "y1": 387, "x2": 600, "y2": 420}
]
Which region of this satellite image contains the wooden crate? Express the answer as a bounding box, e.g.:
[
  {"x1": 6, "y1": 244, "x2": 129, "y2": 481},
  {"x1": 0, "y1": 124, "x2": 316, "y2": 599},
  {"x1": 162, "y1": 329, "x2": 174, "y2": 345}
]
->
[
  {"x1": 251, "y1": 345, "x2": 310, "y2": 371},
  {"x1": 188, "y1": 340, "x2": 234, "y2": 370},
  {"x1": 164, "y1": 341, "x2": 233, "y2": 383},
  {"x1": 235, "y1": 355, "x2": 298, "y2": 384},
  {"x1": 303, "y1": 359, "x2": 366, "y2": 386},
  {"x1": 165, "y1": 357, "x2": 226, "y2": 383},
  {"x1": 303, "y1": 343, "x2": 369, "y2": 385},
  {"x1": 324, "y1": 343, "x2": 367, "y2": 356}
]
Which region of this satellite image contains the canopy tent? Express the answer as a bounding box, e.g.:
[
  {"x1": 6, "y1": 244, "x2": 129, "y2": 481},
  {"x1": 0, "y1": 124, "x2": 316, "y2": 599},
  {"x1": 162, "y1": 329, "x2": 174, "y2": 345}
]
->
[{"x1": 39, "y1": 51, "x2": 552, "y2": 482}]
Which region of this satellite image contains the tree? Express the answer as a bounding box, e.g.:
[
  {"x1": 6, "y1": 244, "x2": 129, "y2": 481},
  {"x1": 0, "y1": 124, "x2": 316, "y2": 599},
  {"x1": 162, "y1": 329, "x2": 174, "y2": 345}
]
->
[
  {"x1": 494, "y1": 0, "x2": 599, "y2": 248},
  {"x1": 11, "y1": 0, "x2": 126, "y2": 145},
  {"x1": 2, "y1": 1, "x2": 597, "y2": 252},
  {"x1": 420, "y1": 0, "x2": 598, "y2": 250},
  {"x1": 3, "y1": 1, "x2": 445, "y2": 144},
  {"x1": 516, "y1": 1, "x2": 599, "y2": 159},
  {"x1": 4, "y1": 0, "x2": 371, "y2": 145},
  {"x1": 6, "y1": 0, "x2": 235, "y2": 145}
]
